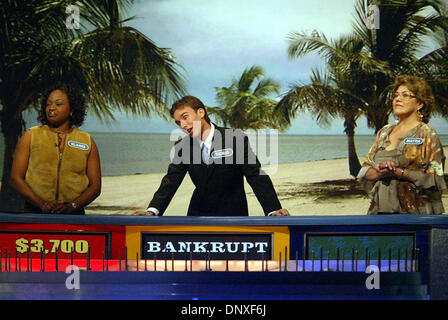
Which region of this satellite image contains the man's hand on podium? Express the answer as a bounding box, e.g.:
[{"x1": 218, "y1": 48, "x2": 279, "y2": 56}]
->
[
  {"x1": 131, "y1": 209, "x2": 291, "y2": 216},
  {"x1": 270, "y1": 209, "x2": 290, "y2": 216},
  {"x1": 132, "y1": 210, "x2": 155, "y2": 216}
]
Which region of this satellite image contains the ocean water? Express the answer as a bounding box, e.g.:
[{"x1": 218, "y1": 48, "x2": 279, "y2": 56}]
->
[
  {"x1": 1, "y1": 133, "x2": 447, "y2": 177},
  {"x1": 91, "y1": 133, "x2": 380, "y2": 176}
]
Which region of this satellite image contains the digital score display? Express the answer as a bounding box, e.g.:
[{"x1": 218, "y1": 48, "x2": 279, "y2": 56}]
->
[{"x1": 0, "y1": 231, "x2": 110, "y2": 259}]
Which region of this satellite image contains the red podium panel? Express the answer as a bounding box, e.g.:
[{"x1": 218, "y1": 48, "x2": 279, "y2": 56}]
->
[{"x1": 0, "y1": 223, "x2": 125, "y2": 259}]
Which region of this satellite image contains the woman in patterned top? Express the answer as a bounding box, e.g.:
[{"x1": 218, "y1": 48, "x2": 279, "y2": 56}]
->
[{"x1": 358, "y1": 75, "x2": 446, "y2": 214}]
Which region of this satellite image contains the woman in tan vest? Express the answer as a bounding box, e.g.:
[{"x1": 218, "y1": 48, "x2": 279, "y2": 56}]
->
[{"x1": 10, "y1": 84, "x2": 101, "y2": 214}]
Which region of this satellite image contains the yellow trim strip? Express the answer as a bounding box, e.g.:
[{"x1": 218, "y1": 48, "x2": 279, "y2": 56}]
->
[{"x1": 125, "y1": 226, "x2": 290, "y2": 261}]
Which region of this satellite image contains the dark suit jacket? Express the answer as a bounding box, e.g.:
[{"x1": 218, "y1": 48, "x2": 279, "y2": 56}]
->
[{"x1": 148, "y1": 125, "x2": 282, "y2": 216}]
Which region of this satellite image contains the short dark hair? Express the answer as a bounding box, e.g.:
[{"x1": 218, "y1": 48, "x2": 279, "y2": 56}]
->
[
  {"x1": 38, "y1": 83, "x2": 87, "y2": 127},
  {"x1": 392, "y1": 75, "x2": 435, "y2": 123},
  {"x1": 170, "y1": 96, "x2": 210, "y2": 124}
]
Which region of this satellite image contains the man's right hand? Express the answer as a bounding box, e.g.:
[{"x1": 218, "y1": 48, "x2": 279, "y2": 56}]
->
[{"x1": 132, "y1": 210, "x2": 155, "y2": 216}]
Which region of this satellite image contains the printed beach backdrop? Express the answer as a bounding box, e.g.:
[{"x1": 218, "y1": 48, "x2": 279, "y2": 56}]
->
[
  {"x1": 1, "y1": 0, "x2": 448, "y2": 215},
  {"x1": 4, "y1": 133, "x2": 444, "y2": 216}
]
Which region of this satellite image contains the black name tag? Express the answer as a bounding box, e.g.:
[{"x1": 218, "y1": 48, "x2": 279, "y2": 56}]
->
[{"x1": 141, "y1": 233, "x2": 272, "y2": 260}]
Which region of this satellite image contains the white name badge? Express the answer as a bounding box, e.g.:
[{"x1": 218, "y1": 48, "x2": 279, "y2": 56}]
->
[
  {"x1": 68, "y1": 140, "x2": 89, "y2": 150},
  {"x1": 211, "y1": 148, "x2": 233, "y2": 159},
  {"x1": 404, "y1": 138, "x2": 423, "y2": 145}
]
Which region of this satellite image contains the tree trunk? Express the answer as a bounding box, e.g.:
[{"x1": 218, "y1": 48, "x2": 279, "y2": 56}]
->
[
  {"x1": 0, "y1": 108, "x2": 25, "y2": 212},
  {"x1": 373, "y1": 101, "x2": 390, "y2": 134},
  {"x1": 344, "y1": 119, "x2": 362, "y2": 178},
  {"x1": 374, "y1": 116, "x2": 389, "y2": 134}
]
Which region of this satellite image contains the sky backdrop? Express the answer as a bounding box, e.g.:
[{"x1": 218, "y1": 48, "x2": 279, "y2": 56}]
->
[{"x1": 75, "y1": 0, "x2": 448, "y2": 135}]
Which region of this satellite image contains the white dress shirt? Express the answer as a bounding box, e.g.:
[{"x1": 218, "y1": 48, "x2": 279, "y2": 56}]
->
[{"x1": 147, "y1": 124, "x2": 215, "y2": 215}]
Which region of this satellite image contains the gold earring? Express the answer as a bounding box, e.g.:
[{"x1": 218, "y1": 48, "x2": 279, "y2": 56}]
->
[{"x1": 417, "y1": 110, "x2": 423, "y2": 121}]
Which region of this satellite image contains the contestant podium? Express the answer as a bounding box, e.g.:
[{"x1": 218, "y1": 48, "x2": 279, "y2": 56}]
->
[{"x1": 0, "y1": 212, "x2": 447, "y2": 299}]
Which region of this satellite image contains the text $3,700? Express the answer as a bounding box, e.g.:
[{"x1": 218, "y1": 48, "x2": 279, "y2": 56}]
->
[{"x1": 15, "y1": 238, "x2": 89, "y2": 254}]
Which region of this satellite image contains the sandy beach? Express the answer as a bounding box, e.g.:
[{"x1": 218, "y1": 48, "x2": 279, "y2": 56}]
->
[{"x1": 86, "y1": 147, "x2": 448, "y2": 216}]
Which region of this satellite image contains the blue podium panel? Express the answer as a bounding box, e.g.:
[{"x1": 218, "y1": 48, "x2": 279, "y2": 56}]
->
[{"x1": 1, "y1": 213, "x2": 447, "y2": 300}]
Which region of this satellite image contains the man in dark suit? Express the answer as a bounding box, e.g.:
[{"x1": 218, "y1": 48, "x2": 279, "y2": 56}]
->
[{"x1": 133, "y1": 96, "x2": 289, "y2": 216}]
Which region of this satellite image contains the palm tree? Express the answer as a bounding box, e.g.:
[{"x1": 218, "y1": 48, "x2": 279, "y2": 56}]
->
[
  {"x1": 278, "y1": 0, "x2": 448, "y2": 177},
  {"x1": 352, "y1": 0, "x2": 448, "y2": 130},
  {"x1": 208, "y1": 65, "x2": 289, "y2": 131},
  {"x1": 410, "y1": 1, "x2": 448, "y2": 117},
  {"x1": 0, "y1": 0, "x2": 186, "y2": 210},
  {"x1": 277, "y1": 34, "x2": 386, "y2": 176}
]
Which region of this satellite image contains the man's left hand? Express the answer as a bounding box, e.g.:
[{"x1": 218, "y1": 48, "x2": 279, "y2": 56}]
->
[{"x1": 270, "y1": 209, "x2": 290, "y2": 216}]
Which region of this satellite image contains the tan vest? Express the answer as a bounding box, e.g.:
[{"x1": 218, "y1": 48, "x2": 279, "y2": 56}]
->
[{"x1": 25, "y1": 125, "x2": 91, "y2": 202}]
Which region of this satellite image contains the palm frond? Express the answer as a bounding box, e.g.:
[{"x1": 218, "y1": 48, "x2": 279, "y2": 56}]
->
[{"x1": 213, "y1": 66, "x2": 288, "y2": 131}]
